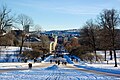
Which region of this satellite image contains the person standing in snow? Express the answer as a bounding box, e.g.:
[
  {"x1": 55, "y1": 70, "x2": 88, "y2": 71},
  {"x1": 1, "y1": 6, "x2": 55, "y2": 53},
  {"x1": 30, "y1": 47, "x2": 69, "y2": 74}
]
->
[
  {"x1": 50, "y1": 60, "x2": 52, "y2": 63},
  {"x1": 28, "y1": 63, "x2": 32, "y2": 69}
]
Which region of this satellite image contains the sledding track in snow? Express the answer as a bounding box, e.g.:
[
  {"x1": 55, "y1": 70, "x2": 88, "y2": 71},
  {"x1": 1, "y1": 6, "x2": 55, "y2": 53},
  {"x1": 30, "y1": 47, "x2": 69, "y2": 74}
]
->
[{"x1": 0, "y1": 65, "x2": 119, "y2": 80}]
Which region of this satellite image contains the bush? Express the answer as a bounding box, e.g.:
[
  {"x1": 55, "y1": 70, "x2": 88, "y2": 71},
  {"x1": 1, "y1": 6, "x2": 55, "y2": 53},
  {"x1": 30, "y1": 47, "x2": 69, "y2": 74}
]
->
[
  {"x1": 22, "y1": 50, "x2": 42, "y2": 60},
  {"x1": 78, "y1": 53, "x2": 103, "y2": 63}
]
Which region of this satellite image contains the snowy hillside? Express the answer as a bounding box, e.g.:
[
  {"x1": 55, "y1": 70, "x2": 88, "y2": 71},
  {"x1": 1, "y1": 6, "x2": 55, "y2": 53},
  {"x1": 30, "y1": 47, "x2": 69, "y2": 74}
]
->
[{"x1": 43, "y1": 55, "x2": 73, "y2": 64}]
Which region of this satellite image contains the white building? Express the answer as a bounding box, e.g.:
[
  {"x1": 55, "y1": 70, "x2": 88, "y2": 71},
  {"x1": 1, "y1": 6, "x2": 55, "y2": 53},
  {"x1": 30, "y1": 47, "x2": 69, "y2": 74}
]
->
[{"x1": 49, "y1": 36, "x2": 57, "y2": 53}]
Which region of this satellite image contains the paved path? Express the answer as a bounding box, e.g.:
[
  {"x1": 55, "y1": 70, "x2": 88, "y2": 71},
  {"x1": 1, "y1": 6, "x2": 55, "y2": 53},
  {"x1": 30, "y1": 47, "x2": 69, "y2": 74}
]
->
[{"x1": 0, "y1": 63, "x2": 53, "y2": 73}]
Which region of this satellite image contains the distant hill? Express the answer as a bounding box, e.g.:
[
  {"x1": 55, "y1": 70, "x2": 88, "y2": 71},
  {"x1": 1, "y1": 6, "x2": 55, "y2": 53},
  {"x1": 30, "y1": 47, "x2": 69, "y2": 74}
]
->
[{"x1": 40, "y1": 29, "x2": 80, "y2": 37}]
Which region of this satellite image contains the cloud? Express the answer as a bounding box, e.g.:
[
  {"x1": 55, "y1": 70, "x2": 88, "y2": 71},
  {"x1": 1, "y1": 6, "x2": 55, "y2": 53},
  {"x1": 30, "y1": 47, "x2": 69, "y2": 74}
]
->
[{"x1": 53, "y1": 6, "x2": 101, "y2": 15}]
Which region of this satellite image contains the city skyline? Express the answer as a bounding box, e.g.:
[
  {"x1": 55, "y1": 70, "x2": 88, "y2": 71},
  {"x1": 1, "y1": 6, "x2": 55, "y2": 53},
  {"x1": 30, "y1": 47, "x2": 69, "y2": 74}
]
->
[{"x1": 1, "y1": 0, "x2": 120, "y2": 31}]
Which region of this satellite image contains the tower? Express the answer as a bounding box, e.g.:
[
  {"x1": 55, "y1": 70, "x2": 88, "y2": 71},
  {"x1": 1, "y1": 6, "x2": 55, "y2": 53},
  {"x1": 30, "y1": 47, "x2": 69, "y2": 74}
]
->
[{"x1": 23, "y1": 25, "x2": 29, "y2": 33}]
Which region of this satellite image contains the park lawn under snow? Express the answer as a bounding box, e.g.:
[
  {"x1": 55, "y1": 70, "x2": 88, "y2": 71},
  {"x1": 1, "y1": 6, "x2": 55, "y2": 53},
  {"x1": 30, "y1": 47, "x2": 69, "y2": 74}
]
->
[
  {"x1": 75, "y1": 65, "x2": 120, "y2": 75},
  {"x1": 75, "y1": 63, "x2": 120, "y2": 75},
  {"x1": 72, "y1": 53, "x2": 120, "y2": 75},
  {"x1": 0, "y1": 65, "x2": 119, "y2": 80},
  {"x1": 0, "y1": 47, "x2": 120, "y2": 79},
  {"x1": 0, "y1": 54, "x2": 120, "y2": 75}
]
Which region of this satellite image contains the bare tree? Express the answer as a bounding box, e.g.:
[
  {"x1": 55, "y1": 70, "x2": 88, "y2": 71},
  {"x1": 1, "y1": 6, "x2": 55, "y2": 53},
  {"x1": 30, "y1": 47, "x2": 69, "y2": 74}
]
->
[
  {"x1": 98, "y1": 9, "x2": 120, "y2": 67},
  {"x1": 80, "y1": 19, "x2": 100, "y2": 61},
  {"x1": 16, "y1": 14, "x2": 33, "y2": 56},
  {"x1": 16, "y1": 14, "x2": 33, "y2": 29},
  {"x1": 98, "y1": 25, "x2": 111, "y2": 61},
  {"x1": 34, "y1": 24, "x2": 42, "y2": 32},
  {"x1": 0, "y1": 31, "x2": 16, "y2": 46},
  {"x1": 39, "y1": 35, "x2": 50, "y2": 50},
  {"x1": 0, "y1": 5, "x2": 13, "y2": 36}
]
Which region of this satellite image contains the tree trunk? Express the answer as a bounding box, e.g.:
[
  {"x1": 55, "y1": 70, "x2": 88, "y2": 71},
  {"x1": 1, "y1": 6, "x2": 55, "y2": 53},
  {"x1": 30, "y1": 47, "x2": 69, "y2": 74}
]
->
[
  {"x1": 94, "y1": 50, "x2": 97, "y2": 61},
  {"x1": 19, "y1": 39, "x2": 24, "y2": 54},
  {"x1": 104, "y1": 50, "x2": 107, "y2": 61},
  {"x1": 109, "y1": 50, "x2": 113, "y2": 60},
  {"x1": 19, "y1": 37, "x2": 24, "y2": 62},
  {"x1": 113, "y1": 50, "x2": 117, "y2": 67}
]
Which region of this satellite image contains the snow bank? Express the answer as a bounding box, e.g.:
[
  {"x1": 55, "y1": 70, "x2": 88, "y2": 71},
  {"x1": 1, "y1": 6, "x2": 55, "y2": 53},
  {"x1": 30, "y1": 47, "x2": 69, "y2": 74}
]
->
[
  {"x1": 64, "y1": 55, "x2": 73, "y2": 64},
  {"x1": 42, "y1": 55, "x2": 54, "y2": 62},
  {"x1": 0, "y1": 46, "x2": 32, "y2": 52},
  {"x1": 44, "y1": 65, "x2": 59, "y2": 70},
  {"x1": 43, "y1": 55, "x2": 74, "y2": 64}
]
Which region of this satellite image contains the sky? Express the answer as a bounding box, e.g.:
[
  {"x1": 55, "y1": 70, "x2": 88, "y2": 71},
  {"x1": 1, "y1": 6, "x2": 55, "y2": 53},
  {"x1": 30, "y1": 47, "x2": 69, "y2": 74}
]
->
[{"x1": 0, "y1": 0, "x2": 120, "y2": 31}]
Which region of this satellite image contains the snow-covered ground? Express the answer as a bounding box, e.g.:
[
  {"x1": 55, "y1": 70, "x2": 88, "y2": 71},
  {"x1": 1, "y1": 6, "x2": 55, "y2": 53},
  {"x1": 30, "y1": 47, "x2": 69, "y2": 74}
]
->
[
  {"x1": 0, "y1": 46, "x2": 120, "y2": 79},
  {"x1": 72, "y1": 51, "x2": 120, "y2": 75},
  {"x1": 43, "y1": 55, "x2": 73, "y2": 64},
  {"x1": 96, "y1": 51, "x2": 120, "y2": 63},
  {"x1": 0, "y1": 54, "x2": 119, "y2": 75},
  {"x1": 0, "y1": 46, "x2": 32, "y2": 51},
  {"x1": 0, "y1": 65, "x2": 119, "y2": 80},
  {"x1": 0, "y1": 46, "x2": 32, "y2": 62},
  {"x1": 0, "y1": 63, "x2": 33, "y2": 69},
  {"x1": 74, "y1": 58, "x2": 120, "y2": 75},
  {"x1": 64, "y1": 55, "x2": 73, "y2": 64},
  {"x1": 43, "y1": 55, "x2": 54, "y2": 62},
  {"x1": 75, "y1": 63, "x2": 120, "y2": 75},
  {"x1": 0, "y1": 63, "x2": 53, "y2": 70}
]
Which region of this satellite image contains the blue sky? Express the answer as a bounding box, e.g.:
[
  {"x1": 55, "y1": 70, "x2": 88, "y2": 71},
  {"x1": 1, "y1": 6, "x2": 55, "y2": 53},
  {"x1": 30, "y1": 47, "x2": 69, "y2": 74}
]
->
[{"x1": 0, "y1": 0, "x2": 120, "y2": 31}]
